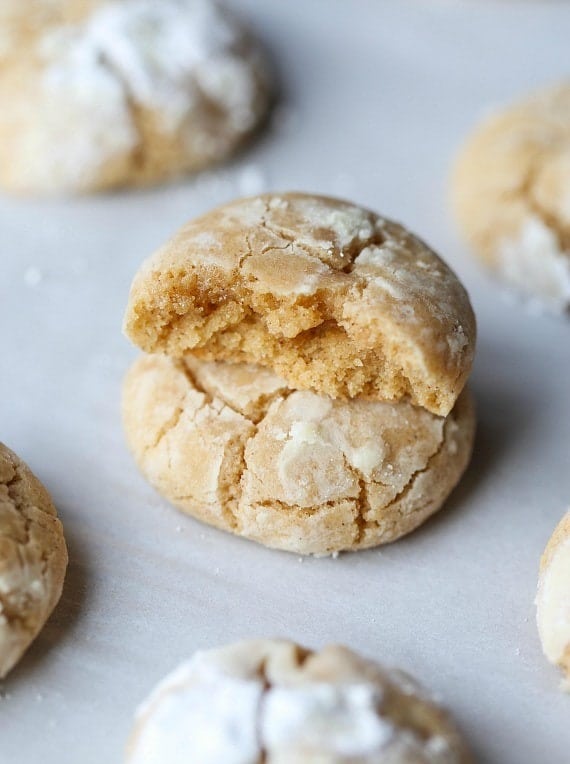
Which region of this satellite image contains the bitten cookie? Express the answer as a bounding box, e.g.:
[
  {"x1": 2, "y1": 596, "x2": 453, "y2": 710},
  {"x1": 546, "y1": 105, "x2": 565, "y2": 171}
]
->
[
  {"x1": 126, "y1": 639, "x2": 473, "y2": 763},
  {"x1": 124, "y1": 193, "x2": 476, "y2": 417},
  {"x1": 452, "y1": 83, "x2": 570, "y2": 313},
  {"x1": 122, "y1": 355, "x2": 475, "y2": 555},
  {"x1": 0, "y1": 443, "x2": 68, "y2": 677},
  {"x1": 0, "y1": 0, "x2": 271, "y2": 194},
  {"x1": 536, "y1": 511, "x2": 570, "y2": 683}
]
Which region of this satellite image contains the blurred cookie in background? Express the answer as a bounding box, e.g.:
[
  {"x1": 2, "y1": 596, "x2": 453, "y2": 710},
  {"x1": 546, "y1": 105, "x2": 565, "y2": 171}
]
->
[
  {"x1": 452, "y1": 82, "x2": 570, "y2": 315},
  {"x1": 0, "y1": 0, "x2": 272, "y2": 194}
]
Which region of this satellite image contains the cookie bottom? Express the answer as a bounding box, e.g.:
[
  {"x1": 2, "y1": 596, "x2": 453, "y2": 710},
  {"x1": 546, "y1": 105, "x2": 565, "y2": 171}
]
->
[{"x1": 122, "y1": 355, "x2": 475, "y2": 555}]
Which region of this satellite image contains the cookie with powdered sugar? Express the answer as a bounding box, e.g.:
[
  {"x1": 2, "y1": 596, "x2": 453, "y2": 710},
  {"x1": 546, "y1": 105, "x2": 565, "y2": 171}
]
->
[
  {"x1": 0, "y1": 442, "x2": 68, "y2": 677},
  {"x1": 126, "y1": 639, "x2": 473, "y2": 763},
  {"x1": 124, "y1": 193, "x2": 476, "y2": 417},
  {"x1": 536, "y1": 511, "x2": 570, "y2": 685},
  {"x1": 452, "y1": 83, "x2": 570, "y2": 314},
  {"x1": 122, "y1": 354, "x2": 475, "y2": 555},
  {"x1": 0, "y1": 0, "x2": 271, "y2": 194}
]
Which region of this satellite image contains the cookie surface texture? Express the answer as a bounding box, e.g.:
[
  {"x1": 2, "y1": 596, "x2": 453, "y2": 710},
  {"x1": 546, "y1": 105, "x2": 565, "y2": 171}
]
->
[
  {"x1": 0, "y1": 0, "x2": 271, "y2": 194},
  {"x1": 452, "y1": 82, "x2": 570, "y2": 313},
  {"x1": 537, "y1": 511, "x2": 570, "y2": 681},
  {"x1": 126, "y1": 638, "x2": 473, "y2": 763},
  {"x1": 122, "y1": 355, "x2": 475, "y2": 555},
  {"x1": 124, "y1": 193, "x2": 476, "y2": 416},
  {"x1": 0, "y1": 442, "x2": 68, "y2": 677}
]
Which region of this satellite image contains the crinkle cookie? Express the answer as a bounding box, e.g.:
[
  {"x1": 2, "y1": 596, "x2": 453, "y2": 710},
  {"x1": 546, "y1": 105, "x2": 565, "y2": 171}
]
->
[
  {"x1": 126, "y1": 639, "x2": 473, "y2": 763},
  {"x1": 0, "y1": 0, "x2": 271, "y2": 194},
  {"x1": 452, "y1": 83, "x2": 570, "y2": 314},
  {"x1": 0, "y1": 443, "x2": 68, "y2": 677},
  {"x1": 122, "y1": 354, "x2": 475, "y2": 555},
  {"x1": 536, "y1": 511, "x2": 570, "y2": 683},
  {"x1": 124, "y1": 193, "x2": 476, "y2": 417}
]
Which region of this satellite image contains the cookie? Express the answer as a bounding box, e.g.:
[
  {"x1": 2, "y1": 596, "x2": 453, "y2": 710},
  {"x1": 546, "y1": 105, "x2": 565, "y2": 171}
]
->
[
  {"x1": 122, "y1": 354, "x2": 475, "y2": 555},
  {"x1": 0, "y1": 443, "x2": 68, "y2": 677},
  {"x1": 0, "y1": 0, "x2": 271, "y2": 194},
  {"x1": 126, "y1": 639, "x2": 473, "y2": 763},
  {"x1": 536, "y1": 511, "x2": 570, "y2": 682},
  {"x1": 124, "y1": 193, "x2": 476, "y2": 417},
  {"x1": 452, "y1": 83, "x2": 570, "y2": 313}
]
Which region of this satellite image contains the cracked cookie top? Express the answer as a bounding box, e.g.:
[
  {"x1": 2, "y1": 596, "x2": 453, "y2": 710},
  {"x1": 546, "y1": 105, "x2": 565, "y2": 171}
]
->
[
  {"x1": 126, "y1": 639, "x2": 473, "y2": 763},
  {"x1": 0, "y1": 442, "x2": 68, "y2": 677},
  {"x1": 124, "y1": 193, "x2": 476, "y2": 416},
  {"x1": 0, "y1": 0, "x2": 270, "y2": 193},
  {"x1": 452, "y1": 82, "x2": 570, "y2": 313},
  {"x1": 122, "y1": 354, "x2": 475, "y2": 554}
]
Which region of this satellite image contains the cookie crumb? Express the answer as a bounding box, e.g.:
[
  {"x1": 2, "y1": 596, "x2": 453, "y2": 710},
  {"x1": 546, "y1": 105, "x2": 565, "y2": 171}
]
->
[
  {"x1": 24, "y1": 266, "x2": 43, "y2": 287},
  {"x1": 238, "y1": 164, "x2": 267, "y2": 196}
]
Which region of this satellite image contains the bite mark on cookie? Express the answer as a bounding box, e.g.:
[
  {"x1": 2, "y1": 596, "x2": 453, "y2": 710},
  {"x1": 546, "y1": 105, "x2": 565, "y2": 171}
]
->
[{"x1": 125, "y1": 194, "x2": 476, "y2": 416}]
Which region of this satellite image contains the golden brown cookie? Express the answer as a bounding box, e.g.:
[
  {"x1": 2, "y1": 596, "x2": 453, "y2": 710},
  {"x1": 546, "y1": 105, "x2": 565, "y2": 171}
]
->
[
  {"x1": 536, "y1": 511, "x2": 570, "y2": 682},
  {"x1": 122, "y1": 354, "x2": 475, "y2": 555},
  {"x1": 452, "y1": 83, "x2": 570, "y2": 313},
  {"x1": 124, "y1": 193, "x2": 476, "y2": 416},
  {"x1": 0, "y1": 0, "x2": 271, "y2": 194},
  {"x1": 126, "y1": 639, "x2": 473, "y2": 763},
  {"x1": 0, "y1": 443, "x2": 68, "y2": 677}
]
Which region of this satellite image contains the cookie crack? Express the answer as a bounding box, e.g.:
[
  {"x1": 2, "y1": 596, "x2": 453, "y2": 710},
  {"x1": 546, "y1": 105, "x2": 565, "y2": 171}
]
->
[
  {"x1": 147, "y1": 404, "x2": 185, "y2": 455},
  {"x1": 363, "y1": 423, "x2": 449, "y2": 532},
  {"x1": 253, "y1": 644, "x2": 311, "y2": 762},
  {"x1": 95, "y1": 51, "x2": 148, "y2": 173}
]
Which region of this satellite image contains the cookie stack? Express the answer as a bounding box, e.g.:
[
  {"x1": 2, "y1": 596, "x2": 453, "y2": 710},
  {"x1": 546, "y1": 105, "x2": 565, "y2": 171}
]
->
[{"x1": 123, "y1": 192, "x2": 476, "y2": 555}]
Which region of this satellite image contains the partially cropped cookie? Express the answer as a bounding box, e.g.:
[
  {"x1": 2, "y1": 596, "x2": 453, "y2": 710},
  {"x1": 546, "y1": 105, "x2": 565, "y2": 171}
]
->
[
  {"x1": 452, "y1": 83, "x2": 570, "y2": 313},
  {"x1": 536, "y1": 511, "x2": 570, "y2": 683},
  {"x1": 0, "y1": 0, "x2": 271, "y2": 194},
  {"x1": 123, "y1": 354, "x2": 475, "y2": 555},
  {"x1": 0, "y1": 443, "x2": 68, "y2": 677},
  {"x1": 124, "y1": 193, "x2": 476, "y2": 416},
  {"x1": 126, "y1": 639, "x2": 472, "y2": 763}
]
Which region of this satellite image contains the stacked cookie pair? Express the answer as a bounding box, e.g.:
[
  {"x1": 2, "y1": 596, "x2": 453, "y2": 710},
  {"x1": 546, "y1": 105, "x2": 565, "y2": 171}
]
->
[{"x1": 122, "y1": 192, "x2": 477, "y2": 555}]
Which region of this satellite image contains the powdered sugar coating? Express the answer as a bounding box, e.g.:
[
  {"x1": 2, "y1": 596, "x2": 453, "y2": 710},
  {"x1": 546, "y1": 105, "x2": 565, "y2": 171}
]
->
[
  {"x1": 126, "y1": 640, "x2": 472, "y2": 763},
  {"x1": 0, "y1": 0, "x2": 270, "y2": 193},
  {"x1": 499, "y1": 217, "x2": 570, "y2": 314}
]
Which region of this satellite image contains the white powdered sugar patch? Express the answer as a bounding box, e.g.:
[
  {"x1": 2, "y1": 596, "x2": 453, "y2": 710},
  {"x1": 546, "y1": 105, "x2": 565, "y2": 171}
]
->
[
  {"x1": 261, "y1": 683, "x2": 394, "y2": 756},
  {"x1": 498, "y1": 216, "x2": 570, "y2": 314},
  {"x1": 39, "y1": 41, "x2": 137, "y2": 189},
  {"x1": 131, "y1": 657, "x2": 263, "y2": 764}
]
